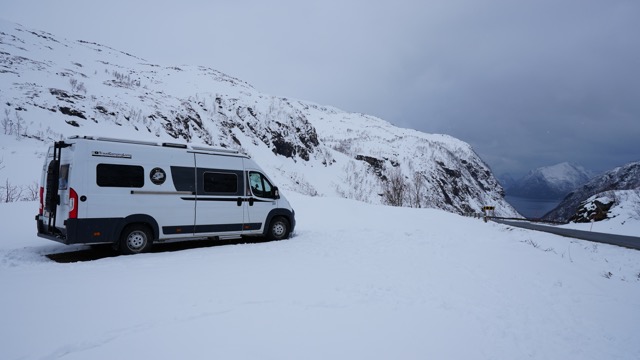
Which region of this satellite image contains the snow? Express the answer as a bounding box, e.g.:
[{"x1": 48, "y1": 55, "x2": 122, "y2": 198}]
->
[
  {"x1": 1, "y1": 195, "x2": 640, "y2": 359},
  {"x1": 560, "y1": 189, "x2": 640, "y2": 237},
  {"x1": 538, "y1": 162, "x2": 590, "y2": 184}
]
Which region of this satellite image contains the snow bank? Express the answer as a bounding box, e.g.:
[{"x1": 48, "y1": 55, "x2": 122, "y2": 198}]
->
[{"x1": 1, "y1": 194, "x2": 639, "y2": 359}]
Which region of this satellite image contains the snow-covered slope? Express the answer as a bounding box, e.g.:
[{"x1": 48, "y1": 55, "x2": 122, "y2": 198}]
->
[
  {"x1": 562, "y1": 189, "x2": 640, "y2": 235},
  {"x1": 0, "y1": 19, "x2": 517, "y2": 216},
  {"x1": 1, "y1": 196, "x2": 639, "y2": 360},
  {"x1": 507, "y1": 162, "x2": 593, "y2": 200},
  {"x1": 545, "y1": 161, "x2": 640, "y2": 222}
]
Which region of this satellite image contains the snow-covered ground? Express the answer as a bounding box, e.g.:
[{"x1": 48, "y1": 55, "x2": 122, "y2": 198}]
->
[
  {"x1": 560, "y1": 214, "x2": 640, "y2": 237},
  {"x1": 1, "y1": 193, "x2": 639, "y2": 360}
]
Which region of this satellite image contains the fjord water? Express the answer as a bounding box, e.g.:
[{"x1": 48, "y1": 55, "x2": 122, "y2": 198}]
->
[{"x1": 505, "y1": 195, "x2": 562, "y2": 219}]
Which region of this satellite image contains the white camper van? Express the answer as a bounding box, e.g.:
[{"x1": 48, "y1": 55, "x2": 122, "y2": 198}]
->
[{"x1": 36, "y1": 136, "x2": 295, "y2": 254}]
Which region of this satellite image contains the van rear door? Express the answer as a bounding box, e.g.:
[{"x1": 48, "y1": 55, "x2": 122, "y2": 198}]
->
[{"x1": 41, "y1": 141, "x2": 75, "y2": 237}]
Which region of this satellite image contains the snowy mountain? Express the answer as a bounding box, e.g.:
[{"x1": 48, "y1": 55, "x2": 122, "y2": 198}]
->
[
  {"x1": 506, "y1": 162, "x2": 593, "y2": 200},
  {"x1": 0, "y1": 19, "x2": 517, "y2": 216},
  {"x1": 544, "y1": 161, "x2": 640, "y2": 222}
]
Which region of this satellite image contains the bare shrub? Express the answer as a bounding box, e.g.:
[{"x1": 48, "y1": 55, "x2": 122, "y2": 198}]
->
[
  {"x1": 1, "y1": 179, "x2": 23, "y2": 203},
  {"x1": 408, "y1": 171, "x2": 426, "y2": 208},
  {"x1": 381, "y1": 167, "x2": 407, "y2": 207},
  {"x1": 23, "y1": 181, "x2": 40, "y2": 201}
]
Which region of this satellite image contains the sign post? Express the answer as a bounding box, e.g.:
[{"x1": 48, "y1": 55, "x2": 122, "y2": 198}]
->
[{"x1": 482, "y1": 206, "x2": 495, "y2": 223}]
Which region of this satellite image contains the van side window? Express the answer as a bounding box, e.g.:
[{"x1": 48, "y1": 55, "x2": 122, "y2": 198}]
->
[
  {"x1": 171, "y1": 166, "x2": 195, "y2": 192},
  {"x1": 203, "y1": 172, "x2": 238, "y2": 193},
  {"x1": 249, "y1": 171, "x2": 274, "y2": 198},
  {"x1": 96, "y1": 164, "x2": 144, "y2": 188},
  {"x1": 59, "y1": 164, "x2": 70, "y2": 190}
]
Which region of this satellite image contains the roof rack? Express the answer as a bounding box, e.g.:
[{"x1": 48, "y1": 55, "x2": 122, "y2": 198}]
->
[
  {"x1": 95, "y1": 137, "x2": 159, "y2": 146},
  {"x1": 67, "y1": 136, "x2": 245, "y2": 156},
  {"x1": 191, "y1": 145, "x2": 239, "y2": 154},
  {"x1": 68, "y1": 136, "x2": 160, "y2": 147}
]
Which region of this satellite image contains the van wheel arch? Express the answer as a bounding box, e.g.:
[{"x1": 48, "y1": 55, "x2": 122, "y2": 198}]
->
[
  {"x1": 266, "y1": 216, "x2": 290, "y2": 240},
  {"x1": 263, "y1": 209, "x2": 294, "y2": 240},
  {"x1": 115, "y1": 215, "x2": 159, "y2": 254},
  {"x1": 119, "y1": 224, "x2": 153, "y2": 254},
  {"x1": 119, "y1": 214, "x2": 159, "y2": 241}
]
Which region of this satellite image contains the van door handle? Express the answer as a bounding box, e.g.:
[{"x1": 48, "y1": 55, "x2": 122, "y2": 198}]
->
[
  {"x1": 249, "y1": 197, "x2": 254, "y2": 206},
  {"x1": 237, "y1": 197, "x2": 242, "y2": 206}
]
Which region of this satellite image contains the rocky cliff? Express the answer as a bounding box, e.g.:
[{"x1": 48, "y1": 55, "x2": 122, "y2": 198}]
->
[{"x1": 0, "y1": 20, "x2": 518, "y2": 216}]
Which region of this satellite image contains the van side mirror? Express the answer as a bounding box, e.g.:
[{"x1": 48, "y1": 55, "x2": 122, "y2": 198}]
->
[{"x1": 273, "y1": 187, "x2": 280, "y2": 199}]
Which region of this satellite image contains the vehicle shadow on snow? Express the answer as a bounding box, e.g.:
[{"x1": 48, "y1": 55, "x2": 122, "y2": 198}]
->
[{"x1": 45, "y1": 237, "x2": 278, "y2": 263}]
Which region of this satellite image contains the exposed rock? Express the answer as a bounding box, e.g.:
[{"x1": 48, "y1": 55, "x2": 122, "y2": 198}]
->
[
  {"x1": 59, "y1": 106, "x2": 86, "y2": 119},
  {"x1": 356, "y1": 155, "x2": 386, "y2": 179},
  {"x1": 545, "y1": 161, "x2": 640, "y2": 222},
  {"x1": 570, "y1": 197, "x2": 615, "y2": 223}
]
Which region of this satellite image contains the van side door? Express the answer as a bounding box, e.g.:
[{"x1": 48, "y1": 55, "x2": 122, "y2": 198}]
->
[
  {"x1": 86, "y1": 144, "x2": 196, "y2": 242},
  {"x1": 194, "y1": 154, "x2": 246, "y2": 236}
]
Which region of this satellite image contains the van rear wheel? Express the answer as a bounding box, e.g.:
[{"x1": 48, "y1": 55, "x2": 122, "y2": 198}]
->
[
  {"x1": 119, "y1": 224, "x2": 152, "y2": 254},
  {"x1": 267, "y1": 216, "x2": 290, "y2": 240}
]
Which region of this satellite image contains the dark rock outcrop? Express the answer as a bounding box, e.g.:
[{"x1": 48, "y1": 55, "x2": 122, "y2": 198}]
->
[{"x1": 544, "y1": 161, "x2": 640, "y2": 222}]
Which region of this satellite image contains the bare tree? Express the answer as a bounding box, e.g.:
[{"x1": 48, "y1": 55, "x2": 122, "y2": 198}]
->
[
  {"x1": 381, "y1": 167, "x2": 407, "y2": 207},
  {"x1": 69, "y1": 78, "x2": 87, "y2": 94},
  {"x1": 1, "y1": 178, "x2": 22, "y2": 203},
  {"x1": 14, "y1": 111, "x2": 25, "y2": 140},
  {"x1": 408, "y1": 171, "x2": 425, "y2": 208},
  {"x1": 77, "y1": 82, "x2": 87, "y2": 94},
  {"x1": 69, "y1": 78, "x2": 78, "y2": 91},
  {"x1": 2, "y1": 108, "x2": 12, "y2": 135},
  {"x1": 23, "y1": 181, "x2": 40, "y2": 201}
]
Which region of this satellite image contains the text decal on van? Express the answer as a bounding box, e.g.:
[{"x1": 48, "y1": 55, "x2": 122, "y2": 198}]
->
[{"x1": 92, "y1": 151, "x2": 132, "y2": 159}]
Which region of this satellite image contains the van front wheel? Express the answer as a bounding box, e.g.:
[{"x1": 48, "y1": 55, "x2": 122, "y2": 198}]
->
[
  {"x1": 119, "y1": 224, "x2": 152, "y2": 254},
  {"x1": 267, "y1": 216, "x2": 290, "y2": 240}
]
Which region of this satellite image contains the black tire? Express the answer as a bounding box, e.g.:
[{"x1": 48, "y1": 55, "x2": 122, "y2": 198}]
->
[
  {"x1": 266, "y1": 216, "x2": 290, "y2": 240},
  {"x1": 44, "y1": 160, "x2": 59, "y2": 212},
  {"x1": 119, "y1": 224, "x2": 153, "y2": 254}
]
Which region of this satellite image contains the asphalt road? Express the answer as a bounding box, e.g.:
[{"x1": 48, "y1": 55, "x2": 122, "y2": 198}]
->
[{"x1": 492, "y1": 219, "x2": 640, "y2": 251}]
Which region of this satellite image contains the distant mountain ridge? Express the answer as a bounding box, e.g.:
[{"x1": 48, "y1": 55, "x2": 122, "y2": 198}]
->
[
  {"x1": 544, "y1": 161, "x2": 640, "y2": 222},
  {"x1": 0, "y1": 19, "x2": 518, "y2": 216},
  {"x1": 506, "y1": 162, "x2": 593, "y2": 200}
]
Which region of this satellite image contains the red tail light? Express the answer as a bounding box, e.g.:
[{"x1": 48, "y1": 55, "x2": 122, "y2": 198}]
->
[
  {"x1": 69, "y1": 188, "x2": 78, "y2": 219},
  {"x1": 39, "y1": 187, "x2": 44, "y2": 215}
]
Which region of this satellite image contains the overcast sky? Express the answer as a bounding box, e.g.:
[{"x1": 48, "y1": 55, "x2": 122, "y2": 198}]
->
[{"x1": 4, "y1": 0, "x2": 639, "y2": 177}]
